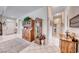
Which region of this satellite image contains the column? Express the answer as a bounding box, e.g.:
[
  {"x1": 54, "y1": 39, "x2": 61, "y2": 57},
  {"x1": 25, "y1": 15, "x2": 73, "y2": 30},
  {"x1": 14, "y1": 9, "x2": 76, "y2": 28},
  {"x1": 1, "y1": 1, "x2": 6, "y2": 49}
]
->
[{"x1": 47, "y1": 6, "x2": 53, "y2": 44}]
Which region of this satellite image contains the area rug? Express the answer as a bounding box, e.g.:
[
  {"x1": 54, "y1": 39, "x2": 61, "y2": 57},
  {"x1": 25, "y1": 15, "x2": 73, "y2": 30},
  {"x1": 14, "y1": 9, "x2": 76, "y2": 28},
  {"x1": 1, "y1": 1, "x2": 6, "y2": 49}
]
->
[{"x1": 0, "y1": 38, "x2": 30, "y2": 53}]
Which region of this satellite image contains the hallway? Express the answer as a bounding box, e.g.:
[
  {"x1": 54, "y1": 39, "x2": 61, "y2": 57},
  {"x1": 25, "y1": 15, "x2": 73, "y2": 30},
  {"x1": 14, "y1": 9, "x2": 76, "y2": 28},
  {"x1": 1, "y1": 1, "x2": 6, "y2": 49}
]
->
[{"x1": 0, "y1": 6, "x2": 79, "y2": 53}]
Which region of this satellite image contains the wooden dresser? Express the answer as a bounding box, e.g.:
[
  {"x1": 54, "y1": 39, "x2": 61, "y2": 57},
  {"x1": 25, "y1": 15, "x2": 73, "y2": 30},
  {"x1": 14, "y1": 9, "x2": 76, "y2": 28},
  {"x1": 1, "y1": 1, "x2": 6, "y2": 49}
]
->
[
  {"x1": 60, "y1": 32, "x2": 78, "y2": 53},
  {"x1": 60, "y1": 39, "x2": 78, "y2": 53}
]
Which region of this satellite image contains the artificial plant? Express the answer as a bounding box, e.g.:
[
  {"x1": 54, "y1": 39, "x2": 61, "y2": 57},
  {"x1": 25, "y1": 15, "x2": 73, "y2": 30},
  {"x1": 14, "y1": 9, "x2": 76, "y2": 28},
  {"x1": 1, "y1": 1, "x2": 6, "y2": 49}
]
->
[{"x1": 23, "y1": 16, "x2": 31, "y2": 25}]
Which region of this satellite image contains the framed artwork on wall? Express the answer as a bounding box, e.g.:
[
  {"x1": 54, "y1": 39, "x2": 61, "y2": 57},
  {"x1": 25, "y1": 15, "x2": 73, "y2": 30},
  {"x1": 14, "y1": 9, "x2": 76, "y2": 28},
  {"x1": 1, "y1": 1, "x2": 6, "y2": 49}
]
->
[{"x1": 70, "y1": 14, "x2": 79, "y2": 28}]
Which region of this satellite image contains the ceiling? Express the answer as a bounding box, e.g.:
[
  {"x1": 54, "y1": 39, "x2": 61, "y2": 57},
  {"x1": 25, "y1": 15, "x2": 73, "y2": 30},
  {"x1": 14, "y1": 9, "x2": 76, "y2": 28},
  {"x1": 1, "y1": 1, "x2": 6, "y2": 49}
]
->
[
  {"x1": 0, "y1": 6, "x2": 43, "y2": 18},
  {"x1": 0, "y1": 6, "x2": 66, "y2": 19},
  {"x1": 0, "y1": 6, "x2": 4, "y2": 15},
  {"x1": 53, "y1": 6, "x2": 66, "y2": 15}
]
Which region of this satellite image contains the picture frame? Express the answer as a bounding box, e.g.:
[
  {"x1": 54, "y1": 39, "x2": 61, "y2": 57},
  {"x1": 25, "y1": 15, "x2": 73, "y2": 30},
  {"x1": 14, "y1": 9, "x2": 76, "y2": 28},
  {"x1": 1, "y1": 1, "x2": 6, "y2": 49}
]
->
[{"x1": 70, "y1": 14, "x2": 79, "y2": 28}]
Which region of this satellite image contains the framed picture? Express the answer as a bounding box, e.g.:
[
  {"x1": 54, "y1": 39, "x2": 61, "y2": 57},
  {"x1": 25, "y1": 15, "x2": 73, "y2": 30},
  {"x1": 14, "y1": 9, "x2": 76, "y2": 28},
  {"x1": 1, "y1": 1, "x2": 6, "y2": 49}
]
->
[{"x1": 70, "y1": 14, "x2": 79, "y2": 28}]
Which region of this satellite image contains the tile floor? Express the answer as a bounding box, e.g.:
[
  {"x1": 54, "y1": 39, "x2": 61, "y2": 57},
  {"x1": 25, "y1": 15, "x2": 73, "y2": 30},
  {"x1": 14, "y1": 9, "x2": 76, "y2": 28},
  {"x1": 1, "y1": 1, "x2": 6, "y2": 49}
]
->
[
  {"x1": 1, "y1": 34, "x2": 79, "y2": 53},
  {"x1": 3, "y1": 34, "x2": 79, "y2": 53},
  {"x1": 0, "y1": 34, "x2": 60, "y2": 53},
  {"x1": 0, "y1": 34, "x2": 18, "y2": 42},
  {"x1": 20, "y1": 42, "x2": 59, "y2": 53},
  {"x1": 0, "y1": 38, "x2": 30, "y2": 53},
  {"x1": 0, "y1": 34, "x2": 79, "y2": 53},
  {"x1": 20, "y1": 37, "x2": 60, "y2": 53}
]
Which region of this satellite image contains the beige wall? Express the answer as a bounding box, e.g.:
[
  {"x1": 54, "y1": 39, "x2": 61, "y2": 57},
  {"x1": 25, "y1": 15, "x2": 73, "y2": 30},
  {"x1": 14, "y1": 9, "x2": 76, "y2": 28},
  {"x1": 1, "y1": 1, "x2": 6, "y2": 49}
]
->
[
  {"x1": 0, "y1": 15, "x2": 2, "y2": 22},
  {"x1": 2, "y1": 17, "x2": 17, "y2": 35}
]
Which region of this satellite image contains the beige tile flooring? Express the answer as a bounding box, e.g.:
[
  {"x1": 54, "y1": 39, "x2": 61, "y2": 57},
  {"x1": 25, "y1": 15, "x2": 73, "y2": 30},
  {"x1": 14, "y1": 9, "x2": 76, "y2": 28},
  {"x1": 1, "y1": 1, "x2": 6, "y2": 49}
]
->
[
  {"x1": 20, "y1": 37, "x2": 60, "y2": 53},
  {"x1": 20, "y1": 42, "x2": 59, "y2": 53},
  {"x1": 0, "y1": 34, "x2": 18, "y2": 42},
  {"x1": 0, "y1": 38, "x2": 30, "y2": 53},
  {"x1": 0, "y1": 34, "x2": 59, "y2": 53}
]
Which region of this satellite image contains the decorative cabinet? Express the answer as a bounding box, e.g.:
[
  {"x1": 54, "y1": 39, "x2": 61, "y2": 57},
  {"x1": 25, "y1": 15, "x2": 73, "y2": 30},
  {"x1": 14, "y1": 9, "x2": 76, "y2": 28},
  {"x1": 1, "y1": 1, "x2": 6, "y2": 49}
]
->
[
  {"x1": 35, "y1": 18, "x2": 42, "y2": 38},
  {"x1": 34, "y1": 18, "x2": 42, "y2": 44},
  {"x1": 60, "y1": 39, "x2": 78, "y2": 53},
  {"x1": 22, "y1": 18, "x2": 35, "y2": 42}
]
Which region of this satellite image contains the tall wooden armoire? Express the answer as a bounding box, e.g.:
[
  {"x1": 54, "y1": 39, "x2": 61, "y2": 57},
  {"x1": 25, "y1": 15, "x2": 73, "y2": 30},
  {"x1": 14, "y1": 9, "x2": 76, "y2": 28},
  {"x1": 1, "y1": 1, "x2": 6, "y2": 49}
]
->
[{"x1": 22, "y1": 18, "x2": 35, "y2": 42}]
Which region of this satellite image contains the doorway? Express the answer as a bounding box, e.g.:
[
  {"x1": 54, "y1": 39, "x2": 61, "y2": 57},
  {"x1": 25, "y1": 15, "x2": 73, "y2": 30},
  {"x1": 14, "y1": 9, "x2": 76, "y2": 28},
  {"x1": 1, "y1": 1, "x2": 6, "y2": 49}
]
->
[
  {"x1": 52, "y1": 14, "x2": 64, "y2": 38},
  {"x1": 0, "y1": 22, "x2": 2, "y2": 35}
]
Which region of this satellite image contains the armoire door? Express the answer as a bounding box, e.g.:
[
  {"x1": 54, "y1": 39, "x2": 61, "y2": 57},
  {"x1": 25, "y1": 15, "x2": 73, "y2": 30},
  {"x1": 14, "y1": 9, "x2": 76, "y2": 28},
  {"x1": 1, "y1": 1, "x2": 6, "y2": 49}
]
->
[{"x1": 31, "y1": 20, "x2": 35, "y2": 41}]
